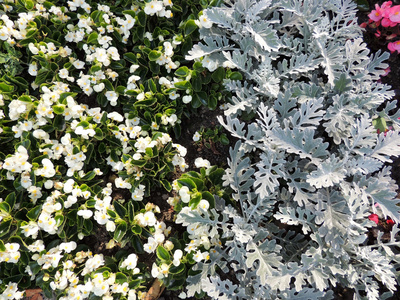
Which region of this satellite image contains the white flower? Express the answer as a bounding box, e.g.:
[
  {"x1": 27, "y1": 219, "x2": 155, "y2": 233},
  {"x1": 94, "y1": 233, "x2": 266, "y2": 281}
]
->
[
  {"x1": 193, "y1": 131, "x2": 201, "y2": 142},
  {"x1": 58, "y1": 68, "x2": 69, "y2": 78},
  {"x1": 121, "y1": 254, "x2": 138, "y2": 270},
  {"x1": 105, "y1": 91, "x2": 119, "y2": 106},
  {"x1": 179, "y1": 186, "x2": 190, "y2": 203},
  {"x1": 163, "y1": 41, "x2": 173, "y2": 57},
  {"x1": 93, "y1": 82, "x2": 105, "y2": 92},
  {"x1": 28, "y1": 63, "x2": 38, "y2": 76},
  {"x1": 198, "y1": 199, "x2": 210, "y2": 211},
  {"x1": 194, "y1": 157, "x2": 210, "y2": 168},
  {"x1": 108, "y1": 111, "x2": 124, "y2": 122},
  {"x1": 173, "y1": 249, "x2": 183, "y2": 266},
  {"x1": 144, "y1": 237, "x2": 158, "y2": 253},
  {"x1": 59, "y1": 241, "x2": 77, "y2": 253},
  {"x1": 106, "y1": 220, "x2": 116, "y2": 232},
  {"x1": 197, "y1": 13, "x2": 213, "y2": 28},
  {"x1": 182, "y1": 95, "x2": 192, "y2": 104},
  {"x1": 202, "y1": 56, "x2": 218, "y2": 72},
  {"x1": 72, "y1": 60, "x2": 85, "y2": 69},
  {"x1": 77, "y1": 209, "x2": 93, "y2": 219},
  {"x1": 144, "y1": 1, "x2": 163, "y2": 15}
]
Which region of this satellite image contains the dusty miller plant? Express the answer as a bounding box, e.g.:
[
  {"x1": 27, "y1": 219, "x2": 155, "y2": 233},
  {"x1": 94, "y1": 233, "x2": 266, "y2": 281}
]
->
[{"x1": 181, "y1": 0, "x2": 400, "y2": 299}]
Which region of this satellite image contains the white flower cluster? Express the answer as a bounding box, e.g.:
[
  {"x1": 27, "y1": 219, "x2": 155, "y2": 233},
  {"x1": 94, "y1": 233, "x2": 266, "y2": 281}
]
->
[
  {"x1": 0, "y1": 243, "x2": 21, "y2": 264},
  {"x1": 0, "y1": 282, "x2": 24, "y2": 300},
  {"x1": 172, "y1": 182, "x2": 222, "y2": 263}
]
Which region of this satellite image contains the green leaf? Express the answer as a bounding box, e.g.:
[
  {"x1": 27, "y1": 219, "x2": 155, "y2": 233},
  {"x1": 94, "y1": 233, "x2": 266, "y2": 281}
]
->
[
  {"x1": 229, "y1": 71, "x2": 243, "y2": 80},
  {"x1": 87, "y1": 32, "x2": 98, "y2": 44},
  {"x1": 5, "y1": 192, "x2": 16, "y2": 210},
  {"x1": 114, "y1": 221, "x2": 127, "y2": 242},
  {"x1": 148, "y1": 50, "x2": 162, "y2": 61},
  {"x1": 137, "y1": 10, "x2": 146, "y2": 26},
  {"x1": 178, "y1": 178, "x2": 197, "y2": 190},
  {"x1": 107, "y1": 209, "x2": 117, "y2": 219},
  {"x1": 189, "y1": 192, "x2": 202, "y2": 208},
  {"x1": 27, "y1": 205, "x2": 42, "y2": 221},
  {"x1": 161, "y1": 179, "x2": 172, "y2": 192},
  {"x1": 0, "y1": 202, "x2": 10, "y2": 214},
  {"x1": 174, "y1": 80, "x2": 191, "y2": 90},
  {"x1": 193, "y1": 92, "x2": 208, "y2": 106},
  {"x1": 0, "y1": 240, "x2": 5, "y2": 252},
  {"x1": 0, "y1": 219, "x2": 11, "y2": 237},
  {"x1": 52, "y1": 104, "x2": 65, "y2": 114},
  {"x1": 131, "y1": 224, "x2": 142, "y2": 235},
  {"x1": 208, "y1": 96, "x2": 217, "y2": 110},
  {"x1": 116, "y1": 272, "x2": 128, "y2": 284},
  {"x1": 211, "y1": 67, "x2": 225, "y2": 83},
  {"x1": 156, "y1": 245, "x2": 170, "y2": 261},
  {"x1": 81, "y1": 171, "x2": 96, "y2": 181},
  {"x1": 209, "y1": 168, "x2": 225, "y2": 186},
  {"x1": 25, "y1": 0, "x2": 34, "y2": 10},
  {"x1": 184, "y1": 19, "x2": 198, "y2": 36},
  {"x1": 175, "y1": 66, "x2": 190, "y2": 77},
  {"x1": 114, "y1": 201, "x2": 127, "y2": 219},
  {"x1": 0, "y1": 82, "x2": 14, "y2": 93},
  {"x1": 128, "y1": 202, "x2": 135, "y2": 223},
  {"x1": 148, "y1": 79, "x2": 157, "y2": 93},
  {"x1": 169, "y1": 263, "x2": 185, "y2": 275},
  {"x1": 124, "y1": 52, "x2": 137, "y2": 64}
]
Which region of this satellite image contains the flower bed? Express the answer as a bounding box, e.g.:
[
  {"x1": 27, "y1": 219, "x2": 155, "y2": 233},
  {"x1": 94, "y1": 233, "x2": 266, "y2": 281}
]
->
[{"x1": 1, "y1": 0, "x2": 400, "y2": 299}]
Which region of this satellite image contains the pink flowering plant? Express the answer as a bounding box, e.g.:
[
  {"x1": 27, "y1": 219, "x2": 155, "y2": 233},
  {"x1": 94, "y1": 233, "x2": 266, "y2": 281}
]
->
[{"x1": 361, "y1": 1, "x2": 400, "y2": 54}]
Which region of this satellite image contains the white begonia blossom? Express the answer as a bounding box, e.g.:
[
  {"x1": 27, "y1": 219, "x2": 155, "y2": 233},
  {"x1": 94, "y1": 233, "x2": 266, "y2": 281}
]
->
[
  {"x1": 194, "y1": 157, "x2": 211, "y2": 168},
  {"x1": 28, "y1": 62, "x2": 38, "y2": 76},
  {"x1": 144, "y1": 237, "x2": 158, "y2": 253},
  {"x1": 202, "y1": 56, "x2": 218, "y2": 72},
  {"x1": 193, "y1": 131, "x2": 201, "y2": 142},
  {"x1": 58, "y1": 68, "x2": 69, "y2": 78},
  {"x1": 163, "y1": 41, "x2": 173, "y2": 57},
  {"x1": 144, "y1": 1, "x2": 163, "y2": 15},
  {"x1": 58, "y1": 241, "x2": 77, "y2": 253},
  {"x1": 28, "y1": 42, "x2": 39, "y2": 54},
  {"x1": 115, "y1": 177, "x2": 132, "y2": 189},
  {"x1": 93, "y1": 82, "x2": 105, "y2": 92},
  {"x1": 1, "y1": 282, "x2": 24, "y2": 300},
  {"x1": 34, "y1": 158, "x2": 56, "y2": 178},
  {"x1": 173, "y1": 249, "x2": 183, "y2": 266},
  {"x1": 105, "y1": 91, "x2": 119, "y2": 106},
  {"x1": 77, "y1": 209, "x2": 93, "y2": 219},
  {"x1": 44, "y1": 180, "x2": 54, "y2": 189},
  {"x1": 129, "y1": 64, "x2": 140, "y2": 73},
  {"x1": 72, "y1": 59, "x2": 85, "y2": 69},
  {"x1": 121, "y1": 254, "x2": 138, "y2": 270},
  {"x1": 106, "y1": 220, "x2": 116, "y2": 232},
  {"x1": 182, "y1": 95, "x2": 192, "y2": 104},
  {"x1": 198, "y1": 199, "x2": 210, "y2": 211},
  {"x1": 196, "y1": 13, "x2": 213, "y2": 28},
  {"x1": 179, "y1": 186, "x2": 191, "y2": 203},
  {"x1": 108, "y1": 111, "x2": 124, "y2": 122}
]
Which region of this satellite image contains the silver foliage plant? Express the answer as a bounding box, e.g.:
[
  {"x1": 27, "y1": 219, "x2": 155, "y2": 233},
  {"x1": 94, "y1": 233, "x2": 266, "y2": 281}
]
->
[{"x1": 182, "y1": 0, "x2": 400, "y2": 299}]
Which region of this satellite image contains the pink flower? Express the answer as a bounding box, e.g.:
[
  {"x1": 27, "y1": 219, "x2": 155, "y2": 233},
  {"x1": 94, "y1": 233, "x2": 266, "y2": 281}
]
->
[
  {"x1": 369, "y1": 214, "x2": 379, "y2": 225},
  {"x1": 388, "y1": 5, "x2": 400, "y2": 23},
  {"x1": 381, "y1": 18, "x2": 397, "y2": 27},
  {"x1": 369, "y1": 8, "x2": 383, "y2": 22},
  {"x1": 388, "y1": 40, "x2": 400, "y2": 53}
]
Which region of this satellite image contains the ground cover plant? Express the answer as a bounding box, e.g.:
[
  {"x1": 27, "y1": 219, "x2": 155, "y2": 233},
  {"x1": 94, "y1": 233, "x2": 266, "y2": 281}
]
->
[{"x1": 2, "y1": 0, "x2": 400, "y2": 300}]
